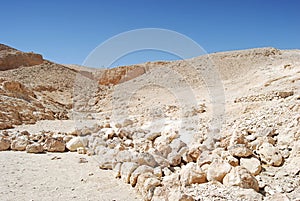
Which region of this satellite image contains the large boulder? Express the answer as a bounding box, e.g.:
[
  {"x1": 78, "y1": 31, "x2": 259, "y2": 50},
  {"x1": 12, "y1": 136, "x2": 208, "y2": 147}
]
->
[
  {"x1": 0, "y1": 137, "x2": 10, "y2": 151},
  {"x1": 223, "y1": 166, "x2": 259, "y2": 192},
  {"x1": 120, "y1": 162, "x2": 139, "y2": 183},
  {"x1": 180, "y1": 162, "x2": 207, "y2": 186},
  {"x1": 257, "y1": 143, "x2": 283, "y2": 166},
  {"x1": 240, "y1": 157, "x2": 262, "y2": 176},
  {"x1": 229, "y1": 144, "x2": 252, "y2": 157},
  {"x1": 44, "y1": 138, "x2": 66, "y2": 152},
  {"x1": 66, "y1": 137, "x2": 87, "y2": 151},
  {"x1": 26, "y1": 143, "x2": 44, "y2": 153},
  {"x1": 130, "y1": 165, "x2": 154, "y2": 186},
  {"x1": 11, "y1": 137, "x2": 28, "y2": 151},
  {"x1": 207, "y1": 159, "x2": 232, "y2": 182}
]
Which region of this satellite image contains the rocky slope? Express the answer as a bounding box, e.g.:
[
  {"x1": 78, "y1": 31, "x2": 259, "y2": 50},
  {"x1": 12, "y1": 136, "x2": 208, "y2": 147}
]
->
[{"x1": 0, "y1": 44, "x2": 300, "y2": 200}]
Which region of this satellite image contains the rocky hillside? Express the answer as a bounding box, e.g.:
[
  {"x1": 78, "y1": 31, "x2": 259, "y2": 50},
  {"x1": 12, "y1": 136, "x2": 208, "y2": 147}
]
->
[
  {"x1": 0, "y1": 45, "x2": 300, "y2": 200},
  {"x1": 0, "y1": 44, "x2": 79, "y2": 129}
]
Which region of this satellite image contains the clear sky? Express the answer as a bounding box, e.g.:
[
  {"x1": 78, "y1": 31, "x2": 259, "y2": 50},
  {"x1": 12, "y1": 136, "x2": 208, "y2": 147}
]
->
[{"x1": 1, "y1": 0, "x2": 299, "y2": 67}]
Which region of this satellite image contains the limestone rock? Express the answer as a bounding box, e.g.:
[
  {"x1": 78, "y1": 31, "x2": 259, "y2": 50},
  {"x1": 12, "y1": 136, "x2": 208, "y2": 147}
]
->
[
  {"x1": 136, "y1": 172, "x2": 155, "y2": 194},
  {"x1": 97, "y1": 147, "x2": 118, "y2": 169},
  {"x1": 130, "y1": 165, "x2": 154, "y2": 187},
  {"x1": 11, "y1": 137, "x2": 28, "y2": 151},
  {"x1": 240, "y1": 157, "x2": 262, "y2": 176},
  {"x1": 223, "y1": 166, "x2": 259, "y2": 192},
  {"x1": 207, "y1": 159, "x2": 232, "y2": 182},
  {"x1": 186, "y1": 145, "x2": 201, "y2": 162},
  {"x1": 151, "y1": 153, "x2": 169, "y2": 168},
  {"x1": 180, "y1": 162, "x2": 207, "y2": 186},
  {"x1": 120, "y1": 162, "x2": 139, "y2": 183},
  {"x1": 145, "y1": 132, "x2": 161, "y2": 141},
  {"x1": 26, "y1": 143, "x2": 44, "y2": 153},
  {"x1": 122, "y1": 119, "x2": 134, "y2": 127},
  {"x1": 153, "y1": 136, "x2": 172, "y2": 158},
  {"x1": 113, "y1": 162, "x2": 122, "y2": 178},
  {"x1": 257, "y1": 143, "x2": 283, "y2": 166},
  {"x1": 0, "y1": 137, "x2": 10, "y2": 151},
  {"x1": 0, "y1": 49, "x2": 44, "y2": 71},
  {"x1": 169, "y1": 139, "x2": 187, "y2": 153},
  {"x1": 167, "y1": 151, "x2": 182, "y2": 166},
  {"x1": 116, "y1": 150, "x2": 137, "y2": 163},
  {"x1": 229, "y1": 144, "x2": 252, "y2": 157},
  {"x1": 135, "y1": 152, "x2": 157, "y2": 167},
  {"x1": 44, "y1": 138, "x2": 65, "y2": 152},
  {"x1": 221, "y1": 151, "x2": 239, "y2": 166},
  {"x1": 77, "y1": 147, "x2": 86, "y2": 154},
  {"x1": 142, "y1": 177, "x2": 161, "y2": 200},
  {"x1": 98, "y1": 65, "x2": 146, "y2": 85},
  {"x1": 66, "y1": 137, "x2": 86, "y2": 151}
]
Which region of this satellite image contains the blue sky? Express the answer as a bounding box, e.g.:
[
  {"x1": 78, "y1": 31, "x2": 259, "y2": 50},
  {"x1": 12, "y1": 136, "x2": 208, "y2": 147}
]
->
[{"x1": 1, "y1": 0, "x2": 299, "y2": 67}]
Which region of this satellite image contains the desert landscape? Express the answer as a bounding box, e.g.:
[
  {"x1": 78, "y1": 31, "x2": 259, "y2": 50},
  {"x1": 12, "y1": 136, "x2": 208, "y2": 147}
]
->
[{"x1": 0, "y1": 43, "x2": 300, "y2": 201}]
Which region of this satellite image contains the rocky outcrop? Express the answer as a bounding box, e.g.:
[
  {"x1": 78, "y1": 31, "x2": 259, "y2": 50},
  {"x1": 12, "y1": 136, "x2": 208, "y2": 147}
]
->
[
  {"x1": 0, "y1": 44, "x2": 43, "y2": 71},
  {"x1": 98, "y1": 65, "x2": 146, "y2": 85}
]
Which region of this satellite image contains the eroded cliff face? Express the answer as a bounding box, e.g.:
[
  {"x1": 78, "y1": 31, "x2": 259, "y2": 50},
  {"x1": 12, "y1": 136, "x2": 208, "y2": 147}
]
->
[
  {"x1": 0, "y1": 44, "x2": 44, "y2": 71},
  {"x1": 98, "y1": 65, "x2": 146, "y2": 85}
]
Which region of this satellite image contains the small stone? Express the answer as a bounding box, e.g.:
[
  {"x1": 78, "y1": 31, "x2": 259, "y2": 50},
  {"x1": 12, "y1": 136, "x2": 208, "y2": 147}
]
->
[
  {"x1": 78, "y1": 158, "x2": 88, "y2": 163},
  {"x1": 153, "y1": 166, "x2": 162, "y2": 178},
  {"x1": 116, "y1": 150, "x2": 136, "y2": 163},
  {"x1": 240, "y1": 157, "x2": 262, "y2": 176},
  {"x1": 167, "y1": 152, "x2": 182, "y2": 166},
  {"x1": 145, "y1": 132, "x2": 161, "y2": 141},
  {"x1": 186, "y1": 145, "x2": 201, "y2": 162},
  {"x1": 123, "y1": 119, "x2": 134, "y2": 127},
  {"x1": 77, "y1": 147, "x2": 86, "y2": 154},
  {"x1": 51, "y1": 156, "x2": 61, "y2": 160},
  {"x1": 162, "y1": 167, "x2": 172, "y2": 176}
]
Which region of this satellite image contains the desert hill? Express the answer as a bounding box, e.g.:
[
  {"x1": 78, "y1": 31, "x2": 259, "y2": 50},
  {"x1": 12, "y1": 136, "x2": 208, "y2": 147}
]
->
[{"x1": 0, "y1": 44, "x2": 300, "y2": 200}]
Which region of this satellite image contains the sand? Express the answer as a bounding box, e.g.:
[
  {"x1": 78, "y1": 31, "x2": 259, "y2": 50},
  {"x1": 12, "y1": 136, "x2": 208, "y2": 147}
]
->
[{"x1": 0, "y1": 151, "x2": 142, "y2": 201}]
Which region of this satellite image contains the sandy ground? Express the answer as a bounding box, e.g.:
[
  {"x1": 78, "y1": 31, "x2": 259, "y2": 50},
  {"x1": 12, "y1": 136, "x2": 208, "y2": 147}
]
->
[{"x1": 0, "y1": 151, "x2": 142, "y2": 201}]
